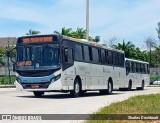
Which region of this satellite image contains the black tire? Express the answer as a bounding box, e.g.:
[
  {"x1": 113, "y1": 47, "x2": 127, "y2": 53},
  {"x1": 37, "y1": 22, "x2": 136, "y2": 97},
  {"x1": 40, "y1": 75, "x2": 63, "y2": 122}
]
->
[
  {"x1": 99, "y1": 81, "x2": 113, "y2": 95},
  {"x1": 99, "y1": 90, "x2": 106, "y2": 95},
  {"x1": 80, "y1": 90, "x2": 86, "y2": 95},
  {"x1": 127, "y1": 81, "x2": 132, "y2": 91},
  {"x1": 138, "y1": 81, "x2": 145, "y2": 90},
  {"x1": 70, "y1": 79, "x2": 81, "y2": 98},
  {"x1": 107, "y1": 81, "x2": 113, "y2": 94},
  {"x1": 33, "y1": 91, "x2": 44, "y2": 97}
]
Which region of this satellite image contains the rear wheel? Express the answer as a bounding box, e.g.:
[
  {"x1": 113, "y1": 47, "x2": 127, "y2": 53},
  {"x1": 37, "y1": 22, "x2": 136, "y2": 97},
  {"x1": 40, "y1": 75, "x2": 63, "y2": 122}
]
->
[
  {"x1": 127, "y1": 81, "x2": 132, "y2": 91},
  {"x1": 107, "y1": 81, "x2": 113, "y2": 94},
  {"x1": 70, "y1": 79, "x2": 81, "y2": 98},
  {"x1": 33, "y1": 91, "x2": 44, "y2": 97},
  {"x1": 137, "y1": 81, "x2": 145, "y2": 90},
  {"x1": 99, "y1": 80, "x2": 113, "y2": 95}
]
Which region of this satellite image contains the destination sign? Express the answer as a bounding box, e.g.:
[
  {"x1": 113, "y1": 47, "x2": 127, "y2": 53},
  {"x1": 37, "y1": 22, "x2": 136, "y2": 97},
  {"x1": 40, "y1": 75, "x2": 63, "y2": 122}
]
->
[
  {"x1": 22, "y1": 36, "x2": 53, "y2": 44},
  {"x1": 17, "y1": 61, "x2": 32, "y2": 66}
]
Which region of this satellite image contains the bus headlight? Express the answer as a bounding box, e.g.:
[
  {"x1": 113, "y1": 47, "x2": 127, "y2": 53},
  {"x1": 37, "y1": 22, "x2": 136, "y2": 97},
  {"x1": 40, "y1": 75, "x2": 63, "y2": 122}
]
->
[{"x1": 51, "y1": 74, "x2": 61, "y2": 83}]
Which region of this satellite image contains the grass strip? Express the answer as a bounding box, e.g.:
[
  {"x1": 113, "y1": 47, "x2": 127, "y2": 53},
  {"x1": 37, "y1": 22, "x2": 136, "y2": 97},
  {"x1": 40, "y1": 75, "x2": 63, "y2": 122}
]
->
[{"x1": 87, "y1": 94, "x2": 160, "y2": 123}]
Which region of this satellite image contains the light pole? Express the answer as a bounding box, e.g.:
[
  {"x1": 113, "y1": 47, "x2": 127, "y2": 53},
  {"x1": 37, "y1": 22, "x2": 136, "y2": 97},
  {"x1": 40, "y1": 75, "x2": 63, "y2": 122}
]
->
[{"x1": 86, "y1": 0, "x2": 89, "y2": 41}]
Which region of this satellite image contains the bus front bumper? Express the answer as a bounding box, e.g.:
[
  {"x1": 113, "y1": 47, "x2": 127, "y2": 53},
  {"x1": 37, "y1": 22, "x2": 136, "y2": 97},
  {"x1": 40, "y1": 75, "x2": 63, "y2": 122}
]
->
[{"x1": 15, "y1": 79, "x2": 63, "y2": 91}]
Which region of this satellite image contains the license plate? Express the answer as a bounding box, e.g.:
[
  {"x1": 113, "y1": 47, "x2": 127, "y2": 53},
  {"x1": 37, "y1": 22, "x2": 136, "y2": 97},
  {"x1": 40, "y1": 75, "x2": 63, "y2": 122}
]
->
[{"x1": 31, "y1": 84, "x2": 40, "y2": 89}]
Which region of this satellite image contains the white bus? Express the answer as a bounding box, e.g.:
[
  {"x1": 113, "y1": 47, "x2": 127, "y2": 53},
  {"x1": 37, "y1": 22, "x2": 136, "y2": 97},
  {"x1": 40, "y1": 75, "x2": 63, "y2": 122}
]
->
[
  {"x1": 125, "y1": 58, "x2": 150, "y2": 90},
  {"x1": 12, "y1": 34, "x2": 126, "y2": 97}
]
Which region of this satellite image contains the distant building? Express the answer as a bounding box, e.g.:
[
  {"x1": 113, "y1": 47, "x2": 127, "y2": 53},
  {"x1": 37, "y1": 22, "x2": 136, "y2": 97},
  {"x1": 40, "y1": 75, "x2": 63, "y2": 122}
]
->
[
  {"x1": 0, "y1": 37, "x2": 17, "y2": 75},
  {"x1": 0, "y1": 37, "x2": 17, "y2": 47}
]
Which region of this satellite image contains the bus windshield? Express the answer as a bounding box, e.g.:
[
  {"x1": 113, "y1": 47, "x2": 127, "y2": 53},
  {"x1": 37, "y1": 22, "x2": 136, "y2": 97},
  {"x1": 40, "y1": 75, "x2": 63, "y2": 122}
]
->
[{"x1": 16, "y1": 44, "x2": 60, "y2": 70}]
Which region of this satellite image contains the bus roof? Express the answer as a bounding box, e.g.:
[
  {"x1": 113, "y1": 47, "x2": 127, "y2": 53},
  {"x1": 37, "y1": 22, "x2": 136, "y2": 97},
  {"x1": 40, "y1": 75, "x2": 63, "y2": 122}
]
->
[
  {"x1": 62, "y1": 35, "x2": 124, "y2": 54},
  {"x1": 125, "y1": 58, "x2": 149, "y2": 64},
  {"x1": 18, "y1": 34, "x2": 124, "y2": 54}
]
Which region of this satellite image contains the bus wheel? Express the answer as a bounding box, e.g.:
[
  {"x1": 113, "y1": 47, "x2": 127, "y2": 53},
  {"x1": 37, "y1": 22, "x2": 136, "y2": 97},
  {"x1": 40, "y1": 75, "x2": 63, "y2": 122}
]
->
[
  {"x1": 107, "y1": 81, "x2": 113, "y2": 94},
  {"x1": 127, "y1": 81, "x2": 132, "y2": 91},
  {"x1": 33, "y1": 91, "x2": 44, "y2": 97},
  {"x1": 70, "y1": 79, "x2": 80, "y2": 98},
  {"x1": 138, "y1": 81, "x2": 145, "y2": 90}
]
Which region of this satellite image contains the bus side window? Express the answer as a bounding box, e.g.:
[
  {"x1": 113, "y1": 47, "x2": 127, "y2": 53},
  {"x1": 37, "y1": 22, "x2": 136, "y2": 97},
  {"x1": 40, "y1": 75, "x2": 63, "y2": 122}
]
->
[
  {"x1": 75, "y1": 44, "x2": 83, "y2": 61},
  {"x1": 108, "y1": 51, "x2": 112, "y2": 65},
  {"x1": 64, "y1": 48, "x2": 73, "y2": 63},
  {"x1": 92, "y1": 47, "x2": 99, "y2": 64},
  {"x1": 83, "y1": 45, "x2": 90, "y2": 62},
  {"x1": 126, "y1": 61, "x2": 130, "y2": 75},
  {"x1": 101, "y1": 49, "x2": 105, "y2": 64},
  {"x1": 89, "y1": 47, "x2": 93, "y2": 62},
  {"x1": 131, "y1": 62, "x2": 134, "y2": 73}
]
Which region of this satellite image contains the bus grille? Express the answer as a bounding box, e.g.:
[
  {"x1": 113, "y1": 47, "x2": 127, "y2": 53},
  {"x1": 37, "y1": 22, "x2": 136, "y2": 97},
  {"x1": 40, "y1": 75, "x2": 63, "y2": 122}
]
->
[{"x1": 21, "y1": 82, "x2": 50, "y2": 89}]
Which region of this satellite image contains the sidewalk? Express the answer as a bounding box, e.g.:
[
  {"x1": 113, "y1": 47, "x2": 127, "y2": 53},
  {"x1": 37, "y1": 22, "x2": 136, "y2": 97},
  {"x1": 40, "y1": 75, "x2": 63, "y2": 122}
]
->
[{"x1": 0, "y1": 84, "x2": 15, "y2": 88}]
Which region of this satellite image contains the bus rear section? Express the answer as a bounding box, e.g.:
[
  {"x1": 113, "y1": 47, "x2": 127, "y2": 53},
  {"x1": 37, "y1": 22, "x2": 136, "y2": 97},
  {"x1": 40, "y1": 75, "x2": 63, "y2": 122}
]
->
[{"x1": 125, "y1": 58, "x2": 150, "y2": 90}]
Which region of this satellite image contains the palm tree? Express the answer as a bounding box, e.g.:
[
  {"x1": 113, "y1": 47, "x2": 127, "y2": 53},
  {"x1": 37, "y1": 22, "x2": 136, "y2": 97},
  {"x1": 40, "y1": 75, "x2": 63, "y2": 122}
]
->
[
  {"x1": 54, "y1": 27, "x2": 100, "y2": 42},
  {"x1": 113, "y1": 40, "x2": 135, "y2": 58},
  {"x1": 54, "y1": 27, "x2": 72, "y2": 37},
  {"x1": 26, "y1": 29, "x2": 41, "y2": 35},
  {"x1": 71, "y1": 28, "x2": 86, "y2": 39}
]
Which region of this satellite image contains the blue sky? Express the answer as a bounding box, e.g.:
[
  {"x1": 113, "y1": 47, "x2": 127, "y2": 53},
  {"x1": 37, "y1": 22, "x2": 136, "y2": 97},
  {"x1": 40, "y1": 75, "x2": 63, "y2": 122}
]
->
[{"x1": 0, "y1": 0, "x2": 159, "y2": 48}]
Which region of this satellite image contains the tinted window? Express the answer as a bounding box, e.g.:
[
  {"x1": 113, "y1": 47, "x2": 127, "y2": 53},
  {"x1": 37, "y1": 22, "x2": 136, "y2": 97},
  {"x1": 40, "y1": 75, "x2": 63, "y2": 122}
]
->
[
  {"x1": 64, "y1": 48, "x2": 73, "y2": 63},
  {"x1": 75, "y1": 44, "x2": 83, "y2": 61},
  {"x1": 26, "y1": 47, "x2": 33, "y2": 61},
  {"x1": 62, "y1": 40, "x2": 75, "y2": 48},
  {"x1": 136, "y1": 63, "x2": 140, "y2": 73},
  {"x1": 108, "y1": 51, "x2": 112, "y2": 65},
  {"x1": 89, "y1": 47, "x2": 92, "y2": 61},
  {"x1": 83, "y1": 45, "x2": 90, "y2": 62},
  {"x1": 141, "y1": 64, "x2": 145, "y2": 73},
  {"x1": 131, "y1": 62, "x2": 135, "y2": 73},
  {"x1": 101, "y1": 49, "x2": 105, "y2": 64},
  {"x1": 116, "y1": 53, "x2": 119, "y2": 66},
  {"x1": 113, "y1": 52, "x2": 117, "y2": 65},
  {"x1": 126, "y1": 61, "x2": 130, "y2": 73},
  {"x1": 119, "y1": 54, "x2": 124, "y2": 67},
  {"x1": 105, "y1": 51, "x2": 109, "y2": 65},
  {"x1": 145, "y1": 64, "x2": 147, "y2": 74},
  {"x1": 34, "y1": 46, "x2": 42, "y2": 64},
  {"x1": 143, "y1": 64, "x2": 146, "y2": 73},
  {"x1": 17, "y1": 46, "x2": 25, "y2": 62},
  {"x1": 92, "y1": 47, "x2": 99, "y2": 63}
]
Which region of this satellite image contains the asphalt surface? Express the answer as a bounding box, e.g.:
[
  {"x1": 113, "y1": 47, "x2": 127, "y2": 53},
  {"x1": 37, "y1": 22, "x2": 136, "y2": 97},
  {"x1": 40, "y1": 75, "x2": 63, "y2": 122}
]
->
[{"x1": 0, "y1": 86, "x2": 160, "y2": 123}]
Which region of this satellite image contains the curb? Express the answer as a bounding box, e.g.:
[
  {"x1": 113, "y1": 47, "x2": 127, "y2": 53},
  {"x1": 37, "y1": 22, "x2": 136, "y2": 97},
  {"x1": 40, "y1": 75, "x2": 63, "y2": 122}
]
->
[{"x1": 0, "y1": 85, "x2": 16, "y2": 88}]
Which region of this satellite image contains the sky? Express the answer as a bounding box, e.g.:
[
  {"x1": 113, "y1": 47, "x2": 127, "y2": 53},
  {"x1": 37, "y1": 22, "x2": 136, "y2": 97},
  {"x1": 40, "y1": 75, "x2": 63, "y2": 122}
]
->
[{"x1": 0, "y1": 0, "x2": 159, "y2": 48}]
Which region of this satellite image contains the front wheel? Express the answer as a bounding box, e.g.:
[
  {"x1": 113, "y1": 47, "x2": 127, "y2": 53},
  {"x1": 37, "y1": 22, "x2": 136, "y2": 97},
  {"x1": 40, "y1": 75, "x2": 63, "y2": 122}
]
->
[
  {"x1": 127, "y1": 81, "x2": 132, "y2": 91},
  {"x1": 70, "y1": 79, "x2": 81, "y2": 98},
  {"x1": 33, "y1": 91, "x2": 44, "y2": 97}
]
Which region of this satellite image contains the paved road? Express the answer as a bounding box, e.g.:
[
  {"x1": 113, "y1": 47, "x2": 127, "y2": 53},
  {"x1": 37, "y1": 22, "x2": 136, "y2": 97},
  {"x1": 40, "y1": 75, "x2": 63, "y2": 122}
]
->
[{"x1": 0, "y1": 86, "x2": 160, "y2": 123}]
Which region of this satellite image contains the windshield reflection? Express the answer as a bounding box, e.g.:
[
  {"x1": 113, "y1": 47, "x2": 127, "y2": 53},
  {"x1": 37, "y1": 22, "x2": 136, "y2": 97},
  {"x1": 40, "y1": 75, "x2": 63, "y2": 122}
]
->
[{"x1": 16, "y1": 44, "x2": 60, "y2": 70}]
